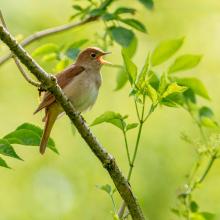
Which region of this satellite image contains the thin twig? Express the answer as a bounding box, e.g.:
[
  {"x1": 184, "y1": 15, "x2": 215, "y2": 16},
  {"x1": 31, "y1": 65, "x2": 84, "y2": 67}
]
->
[
  {"x1": 118, "y1": 99, "x2": 155, "y2": 219},
  {"x1": 0, "y1": 16, "x2": 99, "y2": 66},
  {"x1": 0, "y1": 10, "x2": 41, "y2": 87}
]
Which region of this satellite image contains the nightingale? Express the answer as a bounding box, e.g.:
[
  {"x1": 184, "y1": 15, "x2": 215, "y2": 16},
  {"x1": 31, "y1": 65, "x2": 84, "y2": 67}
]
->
[{"x1": 34, "y1": 47, "x2": 111, "y2": 154}]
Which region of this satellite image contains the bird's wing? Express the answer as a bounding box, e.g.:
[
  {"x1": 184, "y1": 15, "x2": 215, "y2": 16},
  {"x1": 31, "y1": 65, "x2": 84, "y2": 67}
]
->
[{"x1": 34, "y1": 64, "x2": 85, "y2": 114}]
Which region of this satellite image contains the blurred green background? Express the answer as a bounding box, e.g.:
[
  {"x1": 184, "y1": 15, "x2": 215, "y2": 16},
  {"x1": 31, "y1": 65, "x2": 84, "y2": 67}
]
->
[{"x1": 0, "y1": 0, "x2": 220, "y2": 219}]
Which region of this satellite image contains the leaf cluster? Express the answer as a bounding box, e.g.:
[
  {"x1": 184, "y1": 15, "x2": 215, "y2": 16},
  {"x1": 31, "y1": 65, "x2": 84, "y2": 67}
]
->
[
  {"x1": 70, "y1": 0, "x2": 150, "y2": 49},
  {"x1": 0, "y1": 123, "x2": 57, "y2": 168}
]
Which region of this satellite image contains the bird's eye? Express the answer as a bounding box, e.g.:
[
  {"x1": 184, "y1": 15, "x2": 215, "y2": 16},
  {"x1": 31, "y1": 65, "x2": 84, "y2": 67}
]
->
[{"x1": 90, "y1": 53, "x2": 96, "y2": 58}]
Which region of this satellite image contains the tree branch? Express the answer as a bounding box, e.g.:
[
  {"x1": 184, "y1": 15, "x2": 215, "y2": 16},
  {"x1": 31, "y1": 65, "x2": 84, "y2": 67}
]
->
[
  {"x1": 0, "y1": 24, "x2": 145, "y2": 220},
  {"x1": 0, "y1": 16, "x2": 99, "y2": 66},
  {"x1": 0, "y1": 10, "x2": 41, "y2": 87}
]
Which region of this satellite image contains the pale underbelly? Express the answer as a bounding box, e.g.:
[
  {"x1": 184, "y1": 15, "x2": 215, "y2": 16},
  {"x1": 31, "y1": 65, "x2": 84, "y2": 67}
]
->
[{"x1": 63, "y1": 78, "x2": 99, "y2": 113}]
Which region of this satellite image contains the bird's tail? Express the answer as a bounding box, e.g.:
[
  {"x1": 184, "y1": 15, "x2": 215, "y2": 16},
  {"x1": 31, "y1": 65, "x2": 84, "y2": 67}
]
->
[{"x1": 40, "y1": 107, "x2": 59, "y2": 154}]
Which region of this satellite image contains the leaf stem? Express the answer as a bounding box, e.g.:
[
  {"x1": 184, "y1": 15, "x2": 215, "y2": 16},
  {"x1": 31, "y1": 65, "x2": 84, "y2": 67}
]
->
[
  {"x1": 127, "y1": 95, "x2": 146, "y2": 181},
  {"x1": 123, "y1": 129, "x2": 132, "y2": 166},
  {"x1": 196, "y1": 153, "x2": 217, "y2": 186},
  {"x1": 118, "y1": 96, "x2": 155, "y2": 219},
  {"x1": 110, "y1": 194, "x2": 117, "y2": 213},
  {"x1": 134, "y1": 98, "x2": 141, "y2": 121}
]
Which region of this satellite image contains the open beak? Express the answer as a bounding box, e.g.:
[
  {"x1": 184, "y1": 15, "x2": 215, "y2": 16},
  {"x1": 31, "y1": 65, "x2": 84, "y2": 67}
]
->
[{"x1": 97, "y1": 51, "x2": 111, "y2": 65}]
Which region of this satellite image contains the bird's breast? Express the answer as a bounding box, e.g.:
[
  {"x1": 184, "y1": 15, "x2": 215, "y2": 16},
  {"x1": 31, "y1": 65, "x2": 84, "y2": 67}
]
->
[{"x1": 63, "y1": 70, "x2": 101, "y2": 112}]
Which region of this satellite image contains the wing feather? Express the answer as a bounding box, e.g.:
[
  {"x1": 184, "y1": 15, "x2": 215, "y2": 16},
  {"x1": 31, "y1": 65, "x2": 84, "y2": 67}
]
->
[{"x1": 34, "y1": 64, "x2": 85, "y2": 114}]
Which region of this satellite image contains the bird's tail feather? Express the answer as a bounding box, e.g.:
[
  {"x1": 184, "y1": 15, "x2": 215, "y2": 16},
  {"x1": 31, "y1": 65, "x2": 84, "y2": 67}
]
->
[{"x1": 40, "y1": 107, "x2": 59, "y2": 154}]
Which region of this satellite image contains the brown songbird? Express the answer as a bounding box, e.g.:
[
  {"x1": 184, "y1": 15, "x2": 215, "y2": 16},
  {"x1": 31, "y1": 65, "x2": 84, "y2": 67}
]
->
[{"x1": 34, "y1": 47, "x2": 111, "y2": 154}]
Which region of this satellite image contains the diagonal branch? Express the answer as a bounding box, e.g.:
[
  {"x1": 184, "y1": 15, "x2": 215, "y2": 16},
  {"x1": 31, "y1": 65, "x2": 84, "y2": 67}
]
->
[
  {"x1": 0, "y1": 24, "x2": 145, "y2": 220},
  {"x1": 0, "y1": 15, "x2": 99, "y2": 66}
]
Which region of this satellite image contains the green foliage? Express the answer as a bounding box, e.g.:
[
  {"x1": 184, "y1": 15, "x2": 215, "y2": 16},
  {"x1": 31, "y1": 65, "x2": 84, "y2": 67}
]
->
[
  {"x1": 114, "y1": 7, "x2": 136, "y2": 15},
  {"x1": 118, "y1": 37, "x2": 208, "y2": 111},
  {"x1": 0, "y1": 157, "x2": 10, "y2": 169},
  {"x1": 97, "y1": 184, "x2": 112, "y2": 194},
  {"x1": 32, "y1": 43, "x2": 58, "y2": 56},
  {"x1": 0, "y1": 123, "x2": 58, "y2": 168},
  {"x1": 161, "y1": 82, "x2": 187, "y2": 98},
  {"x1": 109, "y1": 26, "x2": 134, "y2": 47},
  {"x1": 138, "y1": 0, "x2": 154, "y2": 9},
  {"x1": 151, "y1": 38, "x2": 184, "y2": 66},
  {"x1": 91, "y1": 111, "x2": 127, "y2": 131},
  {"x1": 114, "y1": 68, "x2": 128, "y2": 91},
  {"x1": 176, "y1": 77, "x2": 210, "y2": 99},
  {"x1": 122, "y1": 36, "x2": 138, "y2": 58},
  {"x1": 70, "y1": 0, "x2": 150, "y2": 48},
  {"x1": 169, "y1": 54, "x2": 202, "y2": 73},
  {"x1": 119, "y1": 19, "x2": 147, "y2": 33},
  {"x1": 190, "y1": 212, "x2": 216, "y2": 220},
  {"x1": 32, "y1": 39, "x2": 88, "y2": 72},
  {"x1": 0, "y1": 139, "x2": 21, "y2": 160},
  {"x1": 121, "y1": 48, "x2": 137, "y2": 84},
  {"x1": 126, "y1": 123, "x2": 139, "y2": 131},
  {"x1": 199, "y1": 106, "x2": 218, "y2": 128}
]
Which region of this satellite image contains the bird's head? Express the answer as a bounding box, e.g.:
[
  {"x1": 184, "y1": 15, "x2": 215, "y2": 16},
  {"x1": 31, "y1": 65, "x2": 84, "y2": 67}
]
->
[{"x1": 76, "y1": 47, "x2": 111, "y2": 69}]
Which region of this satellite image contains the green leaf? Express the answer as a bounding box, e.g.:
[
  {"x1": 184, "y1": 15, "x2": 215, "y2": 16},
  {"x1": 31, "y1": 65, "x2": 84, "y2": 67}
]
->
[
  {"x1": 161, "y1": 93, "x2": 184, "y2": 107},
  {"x1": 0, "y1": 157, "x2": 10, "y2": 169},
  {"x1": 17, "y1": 123, "x2": 57, "y2": 153},
  {"x1": 102, "y1": 13, "x2": 116, "y2": 21},
  {"x1": 183, "y1": 89, "x2": 196, "y2": 103},
  {"x1": 0, "y1": 139, "x2": 22, "y2": 160},
  {"x1": 191, "y1": 212, "x2": 216, "y2": 220},
  {"x1": 176, "y1": 77, "x2": 210, "y2": 100},
  {"x1": 32, "y1": 43, "x2": 58, "y2": 56},
  {"x1": 120, "y1": 19, "x2": 147, "y2": 33},
  {"x1": 162, "y1": 82, "x2": 187, "y2": 98},
  {"x1": 91, "y1": 111, "x2": 126, "y2": 130},
  {"x1": 138, "y1": 0, "x2": 154, "y2": 9},
  {"x1": 169, "y1": 54, "x2": 202, "y2": 73},
  {"x1": 122, "y1": 36, "x2": 138, "y2": 58},
  {"x1": 190, "y1": 213, "x2": 205, "y2": 220},
  {"x1": 67, "y1": 39, "x2": 88, "y2": 49},
  {"x1": 110, "y1": 26, "x2": 134, "y2": 47},
  {"x1": 200, "y1": 117, "x2": 218, "y2": 128},
  {"x1": 4, "y1": 123, "x2": 58, "y2": 154},
  {"x1": 97, "y1": 184, "x2": 112, "y2": 194},
  {"x1": 199, "y1": 106, "x2": 214, "y2": 118},
  {"x1": 115, "y1": 68, "x2": 128, "y2": 91},
  {"x1": 148, "y1": 70, "x2": 160, "y2": 90},
  {"x1": 138, "y1": 53, "x2": 150, "y2": 83},
  {"x1": 55, "y1": 59, "x2": 69, "y2": 72},
  {"x1": 200, "y1": 212, "x2": 216, "y2": 220},
  {"x1": 151, "y1": 38, "x2": 184, "y2": 66},
  {"x1": 126, "y1": 123, "x2": 138, "y2": 131},
  {"x1": 65, "y1": 39, "x2": 88, "y2": 60},
  {"x1": 99, "y1": 0, "x2": 114, "y2": 10},
  {"x1": 72, "y1": 5, "x2": 83, "y2": 11},
  {"x1": 42, "y1": 53, "x2": 57, "y2": 62},
  {"x1": 199, "y1": 107, "x2": 218, "y2": 128},
  {"x1": 121, "y1": 48, "x2": 137, "y2": 84},
  {"x1": 66, "y1": 48, "x2": 80, "y2": 60},
  {"x1": 89, "y1": 8, "x2": 105, "y2": 17},
  {"x1": 158, "y1": 73, "x2": 168, "y2": 94},
  {"x1": 190, "y1": 201, "x2": 199, "y2": 213},
  {"x1": 146, "y1": 84, "x2": 158, "y2": 105},
  {"x1": 4, "y1": 130, "x2": 41, "y2": 145},
  {"x1": 69, "y1": 12, "x2": 82, "y2": 21},
  {"x1": 114, "y1": 7, "x2": 136, "y2": 15},
  {"x1": 113, "y1": 214, "x2": 120, "y2": 220}
]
